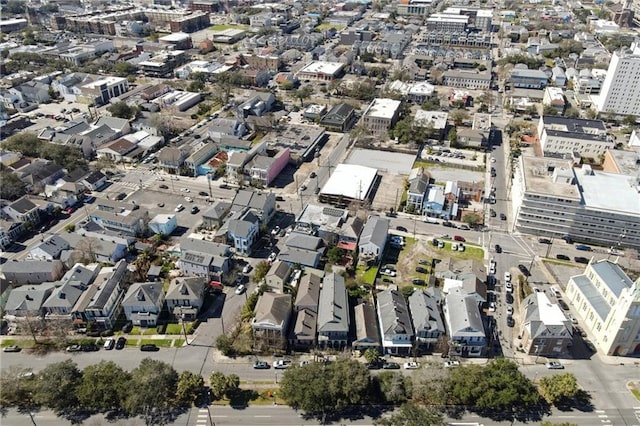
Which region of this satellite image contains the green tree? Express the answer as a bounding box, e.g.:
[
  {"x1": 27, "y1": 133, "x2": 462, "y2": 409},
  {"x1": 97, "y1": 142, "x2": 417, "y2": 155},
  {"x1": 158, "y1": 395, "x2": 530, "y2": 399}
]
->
[
  {"x1": 125, "y1": 358, "x2": 179, "y2": 425},
  {"x1": 209, "y1": 371, "x2": 232, "y2": 400},
  {"x1": 449, "y1": 109, "x2": 469, "y2": 125},
  {"x1": 327, "y1": 246, "x2": 345, "y2": 264},
  {"x1": 280, "y1": 80, "x2": 295, "y2": 91},
  {"x1": 538, "y1": 373, "x2": 580, "y2": 406},
  {"x1": 225, "y1": 373, "x2": 240, "y2": 398},
  {"x1": 622, "y1": 114, "x2": 637, "y2": 126},
  {"x1": 107, "y1": 101, "x2": 137, "y2": 119},
  {"x1": 294, "y1": 85, "x2": 314, "y2": 107},
  {"x1": 374, "y1": 402, "x2": 445, "y2": 426},
  {"x1": 187, "y1": 80, "x2": 204, "y2": 92},
  {"x1": 363, "y1": 348, "x2": 380, "y2": 365},
  {"x1": 564, "y1": 107, "x2": 580, "y2": 118},
  {"x1": 375, "y1": 371, "x2": 412, "y2": 404},
  {"x1": 76, "y1": 361, "x2": 130, "y2": 413},
  {"x1": 0, "y1": 366, "x2": 38, "y2": 412},
  {"x1": 279, "y1": 359, "x2": 371, "y2": 418},
  {"x1": 175, "y1": 371, "x2": 205, "y2": 407},
  {"x1": 115, "y1": 62, "x2": 137, "y2": 77},
  {"x1": 462, "y1": 213, "x2": 482, "y2": 227},
  {"x1": 215, "y1": 334, "x2": 235, "y2": 357},
  {"x1": 33, "y1": 360, "x2": 82, "y2": 418},
  {"x1": 448, "y1": 127, "x2": 458, "y2": 145},
  {"x1": 0, "y1": 168, "x2": 27, "y2": 200},
  {"x1": 253, "y1": 261, "x2": 270, "y2": 283}
]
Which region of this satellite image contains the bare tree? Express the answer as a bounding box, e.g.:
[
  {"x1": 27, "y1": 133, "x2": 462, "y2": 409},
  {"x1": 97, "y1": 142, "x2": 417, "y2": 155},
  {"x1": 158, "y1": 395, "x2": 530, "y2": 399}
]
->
[{"x1": 77, "y1": 237, "x2": 103, "y2": 264}]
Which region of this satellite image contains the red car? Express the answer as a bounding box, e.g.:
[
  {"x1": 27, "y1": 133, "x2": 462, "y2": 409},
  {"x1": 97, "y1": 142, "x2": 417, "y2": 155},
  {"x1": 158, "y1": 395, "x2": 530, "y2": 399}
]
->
[{"x1": 453, "y1": 235, "x2": 465, "y2": 242}]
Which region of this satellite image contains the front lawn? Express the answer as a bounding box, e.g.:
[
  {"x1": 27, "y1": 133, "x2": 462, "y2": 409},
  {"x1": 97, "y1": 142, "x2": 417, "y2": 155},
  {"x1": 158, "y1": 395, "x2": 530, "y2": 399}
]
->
[{"x1": 357, "y1": 265, "x2": 379, "y2": 285}]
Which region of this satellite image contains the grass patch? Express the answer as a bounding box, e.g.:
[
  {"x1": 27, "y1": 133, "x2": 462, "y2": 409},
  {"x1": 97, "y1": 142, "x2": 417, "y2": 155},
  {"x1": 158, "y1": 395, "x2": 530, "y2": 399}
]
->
[
  {"x1": 631, "y1": 388, "x2": 640, "y2": 401},
  {"x1": 435, "y1": 242, "x2": 484, "y2": 262},
  {"x1": 543, "y1": 258, "x2": 573, "y2": 266},
  {"x1": 129, "y1": 326, "x2": 157, "y2": 336},
  {"x1": 357, "y1": 265, "x2": 379, "y2": 285},
  {"x1": 315, "y1": 23, "x2": 346, "y2": 31},
  {"x1": 165, "y1": 323, "x2": 186, "y2": 335},
  {"x1": 139, "y1": 339, "x2": 173, "y2": 347},
  {"x1": 247, "y1": 388, "x2": 286, "y2": 405},
  {"x1": 210, "y1": 24, "x2": 247, "y2": 31},
  {"x1": 174, "y1": 339, "x2": 185, "y2": 347}
]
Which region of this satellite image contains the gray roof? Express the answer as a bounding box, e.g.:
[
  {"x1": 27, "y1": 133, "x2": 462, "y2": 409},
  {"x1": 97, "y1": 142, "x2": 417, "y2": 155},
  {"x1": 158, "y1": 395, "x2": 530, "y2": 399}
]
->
[
  {"x1": 267, "y1": 260, "x2": 292, "y2": 280},
  {"x1": 33, "y1": 236, "x2": 70, "y2": 258},
  {"x1": 123, "y1": 282, "x2": 164, "y2": 308},
  {"x1": 510, "y1": 68, "x2": 549, "y2": 79},
  {"x1": 5, "y1": 283, "x2": 56, "y2": 313},
  {"x1": 353, "y1": 300, "x2": 380, "y2": 345},
  {"x1": 42, "y1": 281, "x2": 86, "y2": 310},
  {"x1": 278, "y1": 247, "x2": 323, "y2": 268},
  {"x1": 588, "y1": 260, "x2": 634, "y2": 297},
  {"x1": 317, "y1": 272, "x2": 349, "y2": 334},
  {"x1": 166, "y1": 277, "x2": 205, "y2": 301},
  {"x1": 291, "y1": 308, "x2": 317, "y2": 340},
  {"x1": 8, "y1": 197, "x2": 38, "y2": 214},
  {"x1": 232, "y1": 190, "x2": 275, "y2": 212},
  {"x1": 408, "y1": 289, "x2": 445, "y2": 335},
  {"x1": 180, "y1": 238, "x2": 230, "y2": 257},
  {"x1": 286, "y1": 233, "x2": 323, "y2": 251},
  {"x1": 408, "y1": 172, "x2": 428, "y2": 195},
  {"x1": 227, "y1": 210, "x2": 259, "y2": 238},
  {"x1": 570, "y1": 274, "x2": 611, "y2": 321},
  {"x1": 444, "y1": 287, "x2": 485, "y2": 337},
  {"x1": 202, "y1": 201, "x2": 231, "y2": 220},
  {"x1": 359, "y1": 216, "x2": 389, "y2": 250},
  {"x1": 294, "y1": 273, "x2": 321, "y2": 310},
  {"x1": 1, "y1": 259, "x2": 64, "y2": 275},
  {"x1": 377, "y1": 288, "x2": 414, "y2": 337},
  {"x1": 94, "y1": 116, "x2": 130, "y2": 132},
  {"x1": 87, "y1": 260, "x2": 127, "y2": 310},
  {"x1": 253, "y1": 292, "x2": 291, "y2": 328}
]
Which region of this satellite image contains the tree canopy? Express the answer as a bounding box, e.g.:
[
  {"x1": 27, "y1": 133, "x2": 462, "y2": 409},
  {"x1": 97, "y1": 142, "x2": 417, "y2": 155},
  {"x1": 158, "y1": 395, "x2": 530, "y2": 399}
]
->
[
  {"x1": 125, "y1": 358, "x2": 179, "y2": 424},
  {"x1": 76, "y1": 361, "x2": 131, "y2": 413},
  {"x1": 107, "y1": 101, "x2": 138, "y2": 119},
  {"x1": 0, "y1": 168, "x2": 27, "y2": 200},
  {"x1": 374, "y1": 402, "x2": 445, "y2": 426},
  {"x1": 279, "y1": 359, "x2": 371, "y2": 418},
  {"x1": 2, "y1": 132, "x2": 86, "y2": 170},
  {"x1": 33, "y1": 359, "x2": 82, "y2": 418},
  {"x1": 538, "y1": 373, "x2": 580, "y2": 406}
]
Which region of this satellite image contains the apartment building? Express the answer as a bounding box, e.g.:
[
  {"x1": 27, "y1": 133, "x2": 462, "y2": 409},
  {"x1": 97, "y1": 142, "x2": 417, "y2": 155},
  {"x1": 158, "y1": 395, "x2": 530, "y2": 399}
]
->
[
  {"x1": 511, "y1": 156, "x2": 640, "y2": 249},
  {"x1": 566, "y1": 260, "x2": 640, "y2": 356},
  {"x1": 593, "y1": 42, "x2": 640, "y2": 117},
  {"x1": 361, "y1": 98, "x2": 402, "y2": 135},
  {"x1": 426, "y1": 13, "x2": 469, "y2": 32},
  {"x1": 537, "y1": 115, "x2": 612, "y2": 158}
]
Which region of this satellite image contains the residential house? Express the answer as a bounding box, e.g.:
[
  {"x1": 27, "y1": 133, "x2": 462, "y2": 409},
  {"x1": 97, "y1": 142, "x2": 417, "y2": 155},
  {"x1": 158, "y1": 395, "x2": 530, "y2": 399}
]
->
[
  {"x1": 422, "y1": 185, "x2": 446, "y2": 218},
  {"x1": 177, "y1": 238, "x2": 231, "y2": 280},
  {"x1": 89, "y1": 208, "x2": 148, "y2": 237},
  {"x1": 352, "y1": 300, "x2": 380, "y2": 353},
  {"x1": 456, "y1": 128, "x2": 487, "y2": 148},
  {"x1": 28, "y1": 236, "x2": 70, "y2": 261},
  {"x1": 265, "y1": 260, "x2": 292, "y2": 293},
  {"x1": 377, "y1": 288, "x2": 414, "y2": 355},
  {"x1": 520, "y1": 291, "x2": 573, "y2": 357},
  {"x1": 208, "y1": 118, "x2": 247, "y2": 141},
  {"x1": 4, "y1": 283, "x2": 56, "y2": 317},
  {"x1": 317, "y1": 272, "x2": 349, "y2": 349},
  {"x1": 14, "y1": 81, "x2": 51, "y2": 104},
  {"x1": 61, "y1": 262, "x2": 101, "y2": 287},
  {"x1": 43, "y1": 280, "x2": 88, "y2": 318},
  {"x1": 230, "y1": 190, "x2": 276, "y2": 225},
  {"x1": 227, "y1": 210, "x2": 260, "y2": 256},
  {"x1": 406, "y1": 168, "x2": 430, "y2": 213},
  {"x1": 319, "y1": 103, "x2": 357, "y2": 132},
  {"x1": 59, "y1": 233, "x2": 127, "y2": 265},
  {"x1": 279, "y1": 233, "x2": 325, "y2": 268},
  {"x1": 165, "y1": 277, "x2": 206, "y2": 321},
  {"x1": 81, "y1": 170, "x2": 107, "y2": 191},
  {"x1": 289, "y1": 308, "x2": 317, "y2": 349},
  {"x1": 0, "y1": 260, "x2": 65, "y2": 285},
  {"x1": 443, "y1": 286, "x2": 486, "y2": 357},
  {"x1": 566, "y1": 260, "x2": 640, "y2": 356},
  {"x1": 408, "y1": 288, "x2": 445, "y2": 352},
  {"x1": 71, "y1": 259, "x2": 128, "y2": 329},
  {"x1": 122, "y1": 282, "x2": 165, "y2": 327},
  {"x1": 201, "y1": 201, "x2": 232, "y2": 229},
  {"x1": 238, "y1": 91, "x2": 276, "y2": 117},
  {"x1": 148, "y1": 214, "x2": 178, "y2": 236},
  {"x1": 96, "y1": 138, "x2": 140, "y2": 163},
  {"x1": 293, "y1": 273, "x2": 322, "y2": 312},
  {"x1": 358, "y1": 215, "x2": 389, "y2": 262},
  {"x1": 157, "y1": 147, "x2": 190, "y2": 173},
  {"x1": 510, "y1": 68, "x2": 549, "y2": 89},
  {"x1": 252, "y1": 292, "x2": 292, "y2": 350},
  {"x1": 0, "y1": 220, "x2": 26, "y2": 250},
  {"x1": 2, "y1": 197, "x2": 41, "y2": 225},
  {"x1": 93, "y1": 116, "x2": 131, "y2": 138}
]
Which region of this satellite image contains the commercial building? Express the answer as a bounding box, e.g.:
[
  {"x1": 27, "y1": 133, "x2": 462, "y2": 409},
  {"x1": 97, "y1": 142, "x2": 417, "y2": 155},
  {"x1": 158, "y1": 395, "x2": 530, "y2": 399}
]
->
[
  {"x1": 361, "y1": 98, "x2": 402, "y2": 136},
  {"x1": 593, "y1": 42, "x2": 640, "y2": 118},
  {"x1": 542, "y1": 87, "x2": 566, "y2": 112},
  {"x1": 319, "y1": 164, "x2": 378, "y2": 206},
  {"x1": 396, "y1": 0, "x2": 437, "y2": 17},
  {"x1": 296, "y1": 61, "x2": 345, "y2": 81},
  {"x1": 509, "y1": 69, "x2": 549, "y2": 89},
  {"x1": 81, "y1": 76, "x2": 129, "y2": 106},
  {"x1": 442, "y1": 69, "x2": 492, "y2": 90},
  {"x1": 511, "y1": 156, "x2": 640, "y2": 249},
  {"x1": 426, "y1": 13, "x2": 469, "y2": 32},
  {"x1": 537, "y1": 115, "x2": 612, "y2": 158},
  {"x1": 566, "y1": 260, "x2": 640, "y2": 356}
]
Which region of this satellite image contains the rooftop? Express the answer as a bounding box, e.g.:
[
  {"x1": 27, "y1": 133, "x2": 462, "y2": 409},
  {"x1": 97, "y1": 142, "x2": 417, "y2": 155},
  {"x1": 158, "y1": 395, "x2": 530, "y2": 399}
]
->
[
  {"x1": 364, "y1": 98, "x2": 402, "y2": 120},
  {"x1": 520, "y1": 156, "x2": 581, "y2": 200},
  {"x1": 575, "y1": 168, "x2": 640, "y2": 215},
  {"x1": 320, "y1": 163, "x2": 378, "y2": 201},
  {"x1": 298, "y1": 61, "x2": 344, "y2": 75}
]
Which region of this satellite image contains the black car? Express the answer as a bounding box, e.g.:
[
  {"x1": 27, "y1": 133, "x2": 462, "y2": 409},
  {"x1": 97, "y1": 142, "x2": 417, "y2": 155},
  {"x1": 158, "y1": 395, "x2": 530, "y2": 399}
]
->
[
  {"x1": 412, "y1": 278, "x2": 425, "y2": 286},
  {"x1": 557, "y1": 299, "x2": 570, "y2": 311},
  {"x1": 310, "y1": 172, "x2": 316, "y2": 178},
  {"x1": 419, "y1": 259, "x2": 430, "y2": 265},
  {"x1": 415, "y1": 267, "x2": 427, "y2": 274},
  {"x1": 556, "y1": 254, "x2": 570, "y2": 261},
  {"x1": 190, "y1": 206, "x2": 199, "y2": 214},
  {"x1": 140, "y1": 344, "x2": 160, "y2": 352},
  {"x1": 198, "y1": 191, "x2": 209, "y2": 196},
  {"x1": 500, "y1": 213, "x2": 507, "y2": 221},
  {"x1": 495, "y1": 244, "x2": 502, "y2": 253},
  {"x1": 382, "y1": 362, "x2": 400, "y2": 370},
  {"x1": 505, "y1": 293, "x2": 514, "y2": 304},
  {"x1": 396, "y1": 226, "x2": 408, "y2": 232},
  {"x1": 574, "y1": 256, "x2": 589, "y2": 264},
  {"x1": 538, "y1": 238, "x2": 552, "y2": 244},
  {"x1": 442, "y1": 221, "x2": 453, "y2": 228},
  {"x1": 506, "y1": 316, "x2": 515, "y2": 327},
  {"x1": 490, "y1": 209, "x2": 497, "y2": 217},
  {"x1": 366, "y1": 362, "x2": 382, "y2": 370},
  {"x1": 159, "y1": 184, "x2": 169, "y2": 189},
  {"x1": 115, "y1": 337, "x2": 127, "y2": 350},
  {"x1": 82, "y1": 343, "x2": 99, "y2": 352},
  {"x1": 431, "y1": 238, "x2": 439, "y2": 246},
  {"x1": 115, "y1": 192, "x2": 127, "y2": 201},
  {"x1": 517, "y1": 264, "x2": 529, "y2": 275}
]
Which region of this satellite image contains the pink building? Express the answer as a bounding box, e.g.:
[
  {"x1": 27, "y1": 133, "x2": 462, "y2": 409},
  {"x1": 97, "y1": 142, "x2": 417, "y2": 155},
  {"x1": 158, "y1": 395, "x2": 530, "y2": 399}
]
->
[{"x1": 248, "y1": 148, "x2": 290, "y2": 187}]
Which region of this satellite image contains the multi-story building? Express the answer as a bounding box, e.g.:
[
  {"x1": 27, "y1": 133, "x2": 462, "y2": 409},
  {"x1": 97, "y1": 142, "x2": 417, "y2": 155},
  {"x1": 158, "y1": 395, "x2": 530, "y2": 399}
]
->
[
  {"x1": 396, "y1": 0, "x2": 438, "y2": 17},
  {"x1": 317, "y1": 272, "x2": 350, "y2": 349},
  {"x1": 566, "y1": 260, "x2": 640, "y2": 356},
  {"x1": 426, "y1": 13, "x2": 469, "y2": 32},
  {"x1": 537, "y1": 115, "x2": 612, "y2": 158},
  {"x1": 512, "y1": 156, "x2": 640, "y2": 249},
  {"x1": 442, "y1": 69, "x2": 492, "y2": 90},
  {"x1": 520, "y1": 292, "x2": 573, "y2": 357},
  {"x1": 361, "y1": 98, "x2": 402, "y2": 135},
  {"x1": 377, "y1": 288, "x2": 415, "y2": 355},
  {"x1": 509, "y1": 69, "x2": 549, "y2": 89},
  {"x1": 542, "y1": 87, "x2": 566, "y2": 112},
  {"x1": 81, "y1": 76, "x2": 129, "y2": 106},
  {"x1": 296, "y1": 61, "x2": 345, "y2": 82},
  {"x1": 593, "y1": 42, "x2": 640, "y2": 118}
]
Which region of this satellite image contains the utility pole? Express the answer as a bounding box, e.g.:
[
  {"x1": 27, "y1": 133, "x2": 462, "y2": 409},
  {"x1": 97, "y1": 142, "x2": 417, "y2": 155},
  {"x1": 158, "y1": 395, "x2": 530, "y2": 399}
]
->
[{"x1": 207, "y1": 173, "x2": 213, "y2": 198}]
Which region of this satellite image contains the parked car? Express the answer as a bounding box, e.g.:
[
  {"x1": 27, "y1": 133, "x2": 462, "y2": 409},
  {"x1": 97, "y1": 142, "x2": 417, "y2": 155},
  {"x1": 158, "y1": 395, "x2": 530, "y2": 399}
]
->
[
  {"x1": 412, "y1": 278, "x2": 425, "y2": 286},
  {"x1": 115, "y1": 193, "x2": 127, "y2": 201},
  {"x1": 103, "y1": 338, "x2": 115, "y2": 350},
  {"x1": 66, "y1": 344, "x2": 82, "y2": 353},
  {"x1": 506, "y1": 316, "x2": 515, "y2": 327},
  {"x1": 506, "y1": 306, "x2": 514, "y2": 316},
  {"x1": 403, "y1": 362, "x2": 420, "y2": 369},
  {"x1": 495, "y1": 244, "x2": 502, "y2": 253},
  {"x1": 310, "y1": 172, "x2": 316, "y2": 178},
  {"x1": 574, "y1": 256, "x2": 589, "y2": 264},
  {"x1": 174, "y1": 204, "x2": 184, "y2": 212},
  {"x1": 267, "y1": 252, "x2": 277, "y2": 263},
  {"x1": 504, "y1": 272, "x2": 511, "y2": 283},
  {"x1": 190, "y1": 206, "x2": 199, "y2": 214},
  {"x1": 234, "y1": 284, "x2": 246, "y2": 295},
  {"x1": 438, "y1": 240, "x2": 445, "y2": 248},
  {"x1": 443, "y1": 361, "x2": 460, "y2": 368},
  {"x1": 140, "y1": 344, "x2": 159, "y2": 352},
  {"x1": 122, "y1": 321, "x2": 133, "y2": 333},
  {"x1": 382, "y1": 362, "x2": 400, "y2": 370},
  {"x1": 3, "y1": 345, "x2": 21, "y2": 353},
  {"x1": 556, "y1": 254, "x2": 570, "y2": 261},
  {"x1": 490, "y1": 209, "x2": 497, "y2": 217},
  {"x1": 242, "y1": 264, "x2": 252, "y2": 274},
  {"x1": 453, "y1": 235, "x2": 465, "y2": 242},
  {"x1": 488, "y1": 302, "x2": 496, "y2": 312},
  {"x1": 115, "y1": 337, "x2": 127, "y2": 350},
  {"x1": 500, "y1": 213, "x2": 507, "y2": 221},
  {"x1": 199, "y1": 191, "x2": 209, "y2": 196},
  {"x1": 545, "y1": 361, "x2": 564, "y2": 370},
  {"x1": 381, "y1": 269, "x2": 397, "y2": 277},
  {"x1": 459, "y1": 225, "x2": 470, "y2": 231},
  {"x1": 518, "y1": 264, "x2": 529, "y2": 275},
  {"x1": 273, "y1": 360, "x2": 290, "y2": 369},
  {"x1": 457, "y1": 243, "x2": 465, "y2": 252},
  {"x1": 253, "y1": 361, "x2": 270, "y2": 369},
  {"x1": 538, "y1": 238, "x2": 552, "y2": 244},
  {"x1": 396, "y1": 226, "x2": 408, "y2": 232},
  {"x1": 366, "y1": 362, "x2": 382, "y2": 370},
  {"x1": 575, "y1": 244, "x2": 592, "y2": 251},
  {"x1": 415, "y1": 267, "x2": 427, "y2": 273},
  {"x1": 442, "y1": 221, "x2": 453, "y2": 228},
  {"x1": 271, "y1": 226, "x2": 281, "y2": 236},
  {"x1": 558, "y1": 299, "x2": 570, "y2": 311},
  {"x1": 82, "y1": 343, "x2": 99, "y2": 352}
]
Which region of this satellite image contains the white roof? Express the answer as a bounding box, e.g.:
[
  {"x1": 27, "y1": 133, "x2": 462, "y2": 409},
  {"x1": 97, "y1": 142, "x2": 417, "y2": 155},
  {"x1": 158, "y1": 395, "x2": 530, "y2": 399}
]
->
[
  {"x1": 545, "y1": 87, "x2": 564, "y2": 101},
  {"x1": 536, "y1": 292, "x2": 567, "y2": 325},
  {"x1": 82, "y1": 76, "x2": 127, "y2": 89},
  {"x1": 365, "y1": 98, "x2": 401, "y2": 120},
  {"x1": 320, "y1": 164, "x2": 377, "y2": 201},
  {"x1": 298, "y1": 61, "x2": 344, "y2": 76},
  {"x1": 159, "y1": 32, "x2": 191, "y2": 42},
  {"x1": 414, "y1": 110, "x2": 448, "y2": 129},
  {"x1": 575, "y1": 169, "x2": 640, "y2": 215}
]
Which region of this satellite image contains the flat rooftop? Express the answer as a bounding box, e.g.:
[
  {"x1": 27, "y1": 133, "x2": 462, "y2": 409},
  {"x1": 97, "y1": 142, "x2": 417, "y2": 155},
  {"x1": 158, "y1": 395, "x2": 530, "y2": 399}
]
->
[
  {"x1": 321, "y1": 164, "x2": 378, "y2": 201},
  {"x1": 298, "y1": 61, "x2": 344, "y2": 76},
  {"x1": 261, "y1": 124, "x2": 325, "y2": 158},
  {"x1": 536, "y1": 292, "x2": 568, "y2": 325},
  {"x1": 365, "y1": 98, "x2": 401, "y2": 120},
  {"x1": 575, "y1": 168, "x2": 640, "y2": 215},
  {"x1": 520, "y1": 156, "x2": 581, "y2": 200}
]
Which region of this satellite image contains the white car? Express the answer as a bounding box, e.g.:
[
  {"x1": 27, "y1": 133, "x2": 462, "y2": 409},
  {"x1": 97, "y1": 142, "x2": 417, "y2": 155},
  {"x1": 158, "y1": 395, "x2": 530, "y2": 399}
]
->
[
  {"x1": 488, "y1": 302, "x2": 496, "y2": 312},
  {"x1": 273, "y1": 360, "x2": 290, "y2": 369},
  {"x1": 438, "y1": 240, "x2": 445, "y2": 248},
  {"x1": 242, "y1": 264, "x2": 252, "y2": 274},
  {"x1": 403, "y1": 362, "x2": 420, "y2": 369},
  {"x1": 381, "y1": 269, "x2": 397, "y2": 277},
  {"x1": 444, "y1": 361, "x2": 460, "y2": 368},
  {"x1": 504, "y1": 272, "x2": 511, "y2": 283},
  {"x1": 174, "y1": 204, "x2": 184, "y2": 212},
  {"x1": 506, "y1": 306, "x2": 514, "y2": 315},
  {"x1": 267, "y1": 252, "x2": 277, "y2": 263},
  {"x1": 505, "y1": 282, "x2": 513, "y2": 293},
  {"x1": 545, "y1": 361, "x2": 564, "y2": 370},
  {"x1": 458, "y1": 243, "x2": 465, "y2": 252},
  {"x1": 490, "y1": 257, "x2": 496, "y2": 266},
  {"x1": 451, "y1": 243, "x2": 458, "y2": 251},
  {"x1": 234, "y1": 284, "x2": 246, "y2": 295},
  {"x1": 271, "y1": 226, "x2": 281, "y2": 236},
  {"x1": 181, "y1": 188, "x2": 190, "y2": 193},
  {"x1": 185, "y1": 196, "x2": 193, "y2": 203},
  {"x1": 490, "y1": 264, "x2": 496, "y2": 275}
]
